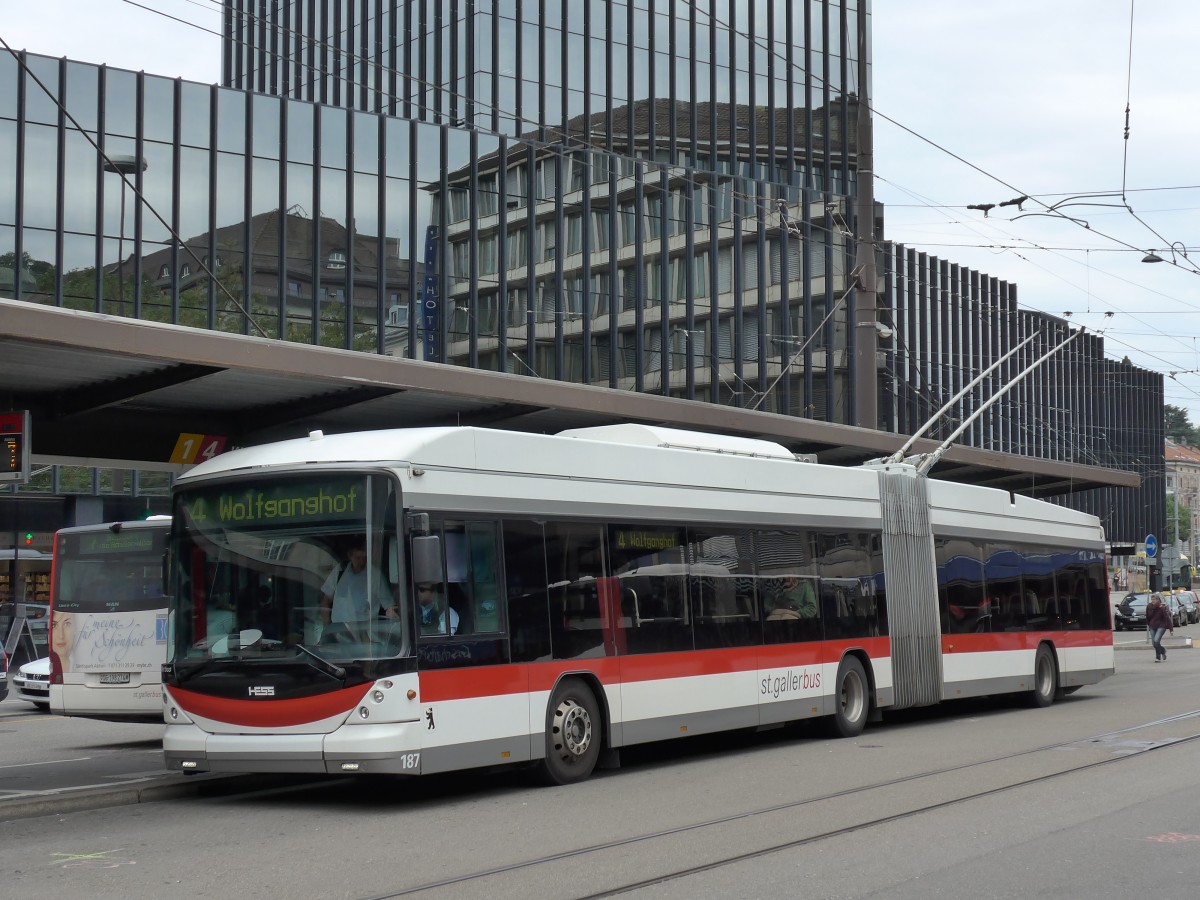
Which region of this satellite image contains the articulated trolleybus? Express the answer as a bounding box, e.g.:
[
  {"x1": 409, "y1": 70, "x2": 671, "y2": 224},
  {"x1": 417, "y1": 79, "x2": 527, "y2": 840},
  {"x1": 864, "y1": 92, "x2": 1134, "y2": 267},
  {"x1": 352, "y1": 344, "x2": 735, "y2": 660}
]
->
[
  {"x1": 50, "y1": 517, "x2": 172, "y2": 721},
  {"x1": 162, "y1": 425, "x2": 1113, "y2": 784}
]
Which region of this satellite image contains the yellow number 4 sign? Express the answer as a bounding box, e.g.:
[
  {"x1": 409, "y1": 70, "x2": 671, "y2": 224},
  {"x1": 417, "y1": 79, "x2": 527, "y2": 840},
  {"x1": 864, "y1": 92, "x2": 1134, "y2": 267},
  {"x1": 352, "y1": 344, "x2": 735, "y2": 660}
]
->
[{"x1": 170, "y1": 433, "x2": 228, "y2": 465}]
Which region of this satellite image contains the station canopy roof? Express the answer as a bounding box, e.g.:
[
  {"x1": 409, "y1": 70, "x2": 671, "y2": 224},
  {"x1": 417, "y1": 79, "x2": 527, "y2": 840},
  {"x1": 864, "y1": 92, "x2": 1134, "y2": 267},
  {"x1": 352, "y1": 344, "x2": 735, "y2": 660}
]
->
[{"x1": 0, "y1": 299, "x2": 1139, "y2": 498}]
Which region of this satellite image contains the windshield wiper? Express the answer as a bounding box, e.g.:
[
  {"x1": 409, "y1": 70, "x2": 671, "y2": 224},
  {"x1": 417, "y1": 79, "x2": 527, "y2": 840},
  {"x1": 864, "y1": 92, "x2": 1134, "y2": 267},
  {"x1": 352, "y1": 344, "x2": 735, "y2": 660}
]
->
[
  {"x1": 171, "y1": 656, "x2": 226, "y2": 684},
  {"x1": 293, "y1": 642, "x2": 347, "y2": 681}
]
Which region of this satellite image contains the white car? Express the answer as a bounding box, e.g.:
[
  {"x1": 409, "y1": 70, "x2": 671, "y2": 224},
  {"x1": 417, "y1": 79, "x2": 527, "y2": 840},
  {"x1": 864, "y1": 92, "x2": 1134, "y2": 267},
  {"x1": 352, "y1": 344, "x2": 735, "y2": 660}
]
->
[{"x1": 12, "y1": 656, "x2": 50, "y2": 710}]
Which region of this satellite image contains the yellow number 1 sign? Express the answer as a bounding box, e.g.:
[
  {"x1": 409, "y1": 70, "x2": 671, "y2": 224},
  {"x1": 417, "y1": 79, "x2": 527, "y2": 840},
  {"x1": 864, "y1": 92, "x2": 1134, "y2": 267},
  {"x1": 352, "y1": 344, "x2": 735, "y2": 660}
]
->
[{"x1": 170, "y1": 433, "x2": 229, "y2": 465}]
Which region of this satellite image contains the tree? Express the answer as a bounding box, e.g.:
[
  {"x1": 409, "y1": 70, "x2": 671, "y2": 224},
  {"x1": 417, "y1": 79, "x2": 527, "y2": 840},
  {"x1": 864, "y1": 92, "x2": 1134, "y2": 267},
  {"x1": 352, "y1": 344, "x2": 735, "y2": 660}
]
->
[
  {"x1": 1165, "y1": 405, "x2": 1200, "y2": 445},
  {"x1": 1166, "y1": 491, "x2": 1192, "y2": 545}
]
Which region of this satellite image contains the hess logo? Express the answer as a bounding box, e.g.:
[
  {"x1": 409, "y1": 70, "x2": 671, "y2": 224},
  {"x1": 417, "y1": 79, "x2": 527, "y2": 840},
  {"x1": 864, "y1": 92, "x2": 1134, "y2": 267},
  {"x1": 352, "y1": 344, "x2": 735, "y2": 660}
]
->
[{"x1": 248, "y1": 685, "x2": 275, "y2": 697}]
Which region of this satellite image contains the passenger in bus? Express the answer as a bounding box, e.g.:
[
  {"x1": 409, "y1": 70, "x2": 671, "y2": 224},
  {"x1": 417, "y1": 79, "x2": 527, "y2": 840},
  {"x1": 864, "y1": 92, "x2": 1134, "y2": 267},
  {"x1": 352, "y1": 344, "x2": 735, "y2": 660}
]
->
[
  {"x1": 766, "y1": 575, "x2": 818, "y2": 620},
  {"x1": 320, "y1": 540, "x2": 396, "y2": 632},
  {"x1": 1025, "y1": 590, "x2": 1042, "y2": 615},
  {"x1": 207, "y1": 601, "x2": 237, "y2": 639},
  {"x1": 416, "y1": 583, "x2": 460, "y2": 635}
]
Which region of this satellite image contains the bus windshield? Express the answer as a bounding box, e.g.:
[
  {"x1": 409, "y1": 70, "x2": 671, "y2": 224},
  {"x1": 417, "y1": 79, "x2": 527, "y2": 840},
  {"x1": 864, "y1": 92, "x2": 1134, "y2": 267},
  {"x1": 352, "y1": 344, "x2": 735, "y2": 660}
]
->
[
  {"x1": 55, "y1": 526, "x2": 168, "y2": 616},
  {"x1": 169, "y1": 473, "x2": 408, "y2": 669}
]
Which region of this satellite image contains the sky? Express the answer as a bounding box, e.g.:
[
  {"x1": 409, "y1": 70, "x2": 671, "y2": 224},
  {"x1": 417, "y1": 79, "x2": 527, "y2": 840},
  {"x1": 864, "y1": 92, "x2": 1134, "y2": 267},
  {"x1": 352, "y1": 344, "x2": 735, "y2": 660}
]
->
[
  {"x1": 5, "y1": 1, "x2": 1200, "y2": 426},
  {"x1": 871, "y1": 1, "x2": 1200, "y2": 427}
]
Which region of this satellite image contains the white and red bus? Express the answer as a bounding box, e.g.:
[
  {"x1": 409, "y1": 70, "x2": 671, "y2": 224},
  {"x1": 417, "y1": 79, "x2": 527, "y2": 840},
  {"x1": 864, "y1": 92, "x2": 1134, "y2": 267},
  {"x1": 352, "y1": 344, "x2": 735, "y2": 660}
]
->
[
  {"x1": 49, "y1": 517, "x2": 171, "y2": 721},
  {"x1": 161, "y1": 424, "x2": 1113, "y2": 783}
]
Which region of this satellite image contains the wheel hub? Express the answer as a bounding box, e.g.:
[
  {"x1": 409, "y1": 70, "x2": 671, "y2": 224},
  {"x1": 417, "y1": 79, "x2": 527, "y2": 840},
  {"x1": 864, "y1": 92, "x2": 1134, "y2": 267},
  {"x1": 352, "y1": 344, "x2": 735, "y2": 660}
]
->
[
  {"x1": 841, "y1": 673, "x2": 864, "y2": 720},
  {"x1": 558, "y1": 699, "x2": 592, "y2": 757}
]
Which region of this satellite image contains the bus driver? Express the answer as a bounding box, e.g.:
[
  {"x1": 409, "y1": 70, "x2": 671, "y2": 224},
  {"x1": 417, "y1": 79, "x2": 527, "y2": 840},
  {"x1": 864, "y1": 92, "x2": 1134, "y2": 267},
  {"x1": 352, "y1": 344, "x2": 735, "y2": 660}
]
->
[
  {"x1": 320, "y1": 540, "x2": 396, "y2": 633},
  {"x1": 415, "y1": 583, "x2": 460, "y2": 635}
]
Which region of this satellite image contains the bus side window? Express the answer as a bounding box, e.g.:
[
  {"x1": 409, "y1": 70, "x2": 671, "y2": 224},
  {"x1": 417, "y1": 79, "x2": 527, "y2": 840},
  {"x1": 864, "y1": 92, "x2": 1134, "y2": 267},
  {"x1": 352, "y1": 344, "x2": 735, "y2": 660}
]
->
[
  {"x1": 439, "y1": 521, "x2": 504, "y2": 637},
  {"x1": 545, "y1": 522, "x2": 608, "y2": 660},
  {"x1": 465, "y1": 523, "x2": 501, "y2": 633},
  {"x1": 502, "y1": 520, "x2": 551, "y2": 662}
]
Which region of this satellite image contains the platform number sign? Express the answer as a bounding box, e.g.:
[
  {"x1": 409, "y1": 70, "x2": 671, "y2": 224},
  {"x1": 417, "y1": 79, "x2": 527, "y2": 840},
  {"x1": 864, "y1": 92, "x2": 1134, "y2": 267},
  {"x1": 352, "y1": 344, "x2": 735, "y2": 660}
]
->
[
  {"x1": 0, "y1": 410, "x2": 31, "y2": 483},
  {"x1": 170, "y1": 433, "x2": 228, "y2": 466}
]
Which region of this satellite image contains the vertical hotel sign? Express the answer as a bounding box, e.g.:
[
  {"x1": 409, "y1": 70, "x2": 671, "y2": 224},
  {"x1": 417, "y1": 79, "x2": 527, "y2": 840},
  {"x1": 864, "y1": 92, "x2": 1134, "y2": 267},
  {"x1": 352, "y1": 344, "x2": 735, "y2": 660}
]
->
[
  {"x1": 0, "y1": 410, "x2": 31, "y2": 483},
  {"x1": 421, "y1": 225, "x2": 440, "y2": 362}
]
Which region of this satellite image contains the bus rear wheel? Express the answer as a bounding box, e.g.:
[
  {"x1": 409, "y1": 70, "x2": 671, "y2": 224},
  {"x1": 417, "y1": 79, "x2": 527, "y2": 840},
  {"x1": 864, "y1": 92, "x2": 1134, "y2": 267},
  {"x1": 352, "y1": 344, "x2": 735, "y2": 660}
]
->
[
  {"x1": 539, "y1": 679, "x2": 601, "y2": 786},
  {"x1": 1026, "y1": 644, "x2": 1058, "y2": 708},
  {"x1": 829, "y1": 656, "x2": 869, "y2": 738}
]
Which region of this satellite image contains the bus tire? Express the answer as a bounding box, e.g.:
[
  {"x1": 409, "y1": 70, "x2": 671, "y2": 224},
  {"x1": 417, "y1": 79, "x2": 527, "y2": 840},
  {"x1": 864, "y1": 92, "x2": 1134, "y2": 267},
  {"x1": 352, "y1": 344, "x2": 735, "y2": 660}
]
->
[
  {"x1": 539, "y1": 679, "x2": 602, "y2": 786},
  {"x1": 1026, "y1": 644, "x2": 1057, "y2": 708},
  {"x1": 829, "y1": 656, "x2": 869, "y2": 738}
]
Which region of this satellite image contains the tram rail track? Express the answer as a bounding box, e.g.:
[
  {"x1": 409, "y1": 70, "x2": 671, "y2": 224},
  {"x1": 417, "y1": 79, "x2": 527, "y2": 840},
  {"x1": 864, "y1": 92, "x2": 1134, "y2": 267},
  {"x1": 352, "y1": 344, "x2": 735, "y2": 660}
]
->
[{"x1": 367, "y1": 711, "x2": 1200, "y2": 899}]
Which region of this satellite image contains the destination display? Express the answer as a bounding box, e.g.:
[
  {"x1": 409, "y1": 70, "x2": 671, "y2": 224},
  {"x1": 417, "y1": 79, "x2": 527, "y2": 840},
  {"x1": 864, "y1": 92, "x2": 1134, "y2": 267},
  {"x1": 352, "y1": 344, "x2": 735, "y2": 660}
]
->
[
  {"x1": 75, "y1": 530, "x2": 160, "y2": 556},
  {"x1": 178, "y1": 477, "x2": 367, "y2": 527},
  {"x1": 611, "y1": 528, "x2": 684, "y2": 552}
]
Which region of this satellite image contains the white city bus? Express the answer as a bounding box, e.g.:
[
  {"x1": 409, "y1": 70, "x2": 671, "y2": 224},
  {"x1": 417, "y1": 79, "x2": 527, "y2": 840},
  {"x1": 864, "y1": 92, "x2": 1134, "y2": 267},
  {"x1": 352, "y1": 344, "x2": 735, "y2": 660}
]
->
[
  {"x1": 49, "y1": 517, "x2": 171, "y2": 721},
  {"x1": 161, "y1": 425, "x2": 1113, "y2": 783}
]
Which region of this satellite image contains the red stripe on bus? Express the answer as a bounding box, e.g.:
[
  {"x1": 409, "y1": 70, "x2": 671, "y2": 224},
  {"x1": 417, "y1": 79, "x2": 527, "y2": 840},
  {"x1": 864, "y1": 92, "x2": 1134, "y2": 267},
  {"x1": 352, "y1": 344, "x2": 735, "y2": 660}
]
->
[
  {"x1": 942, "y1": 631, "x2": 1112, "y2": 653},
  {"x1": 420, "y1": 639, "x2": 894, "y2": 701},
  {"x1": 758, "y1": 637, "x2": 892, "y2": 668},
  {"x1": 171, "y1": 684, "x2": 367, "y2": 727}
]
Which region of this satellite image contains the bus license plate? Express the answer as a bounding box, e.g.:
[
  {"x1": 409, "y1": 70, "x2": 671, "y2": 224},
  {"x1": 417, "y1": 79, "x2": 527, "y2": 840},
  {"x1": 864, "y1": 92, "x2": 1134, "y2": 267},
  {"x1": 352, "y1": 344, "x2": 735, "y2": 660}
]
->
[{"x1": 99, "y1": 673, "x2": 131, "y2": 684}]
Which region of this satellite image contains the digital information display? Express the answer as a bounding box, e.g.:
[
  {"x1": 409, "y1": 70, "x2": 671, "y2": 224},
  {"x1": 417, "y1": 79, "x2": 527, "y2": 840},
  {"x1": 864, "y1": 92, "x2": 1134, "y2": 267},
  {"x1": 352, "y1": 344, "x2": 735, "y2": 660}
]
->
[
  {"x1": 77, "y1": 530, "x2": 159, "y2": 555},
  {"x1": 0, "y1": 410, "x2": 31, "y2": 483},
  {"x1": 179, "y1": 476, "x2": 367, "y2": 528}
]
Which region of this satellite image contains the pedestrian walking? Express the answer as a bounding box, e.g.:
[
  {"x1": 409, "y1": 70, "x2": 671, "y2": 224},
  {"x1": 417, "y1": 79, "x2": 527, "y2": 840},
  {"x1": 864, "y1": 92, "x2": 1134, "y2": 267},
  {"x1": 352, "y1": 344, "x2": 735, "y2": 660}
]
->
[{"x1": 1146, "y1": 593, "x2": 1174, "y2": 662}]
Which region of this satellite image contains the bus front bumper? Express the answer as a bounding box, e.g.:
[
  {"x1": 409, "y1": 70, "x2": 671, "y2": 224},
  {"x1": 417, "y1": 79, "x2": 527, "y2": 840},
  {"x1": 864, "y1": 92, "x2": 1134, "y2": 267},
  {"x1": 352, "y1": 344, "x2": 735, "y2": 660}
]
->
[{"x1": 164, "y1": 721, "x2": 426, "y2": 775}]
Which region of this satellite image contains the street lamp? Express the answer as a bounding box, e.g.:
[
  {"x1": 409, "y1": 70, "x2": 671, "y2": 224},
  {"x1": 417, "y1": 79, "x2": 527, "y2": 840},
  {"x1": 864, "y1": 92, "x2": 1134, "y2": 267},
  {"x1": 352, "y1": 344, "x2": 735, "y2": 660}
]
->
[
  {"x1": 1141, "y1": 242, "x2": 1189, "y2": 265},
  {"x1": 103, "y1": 154, "x2": 148, "y2": 314}
]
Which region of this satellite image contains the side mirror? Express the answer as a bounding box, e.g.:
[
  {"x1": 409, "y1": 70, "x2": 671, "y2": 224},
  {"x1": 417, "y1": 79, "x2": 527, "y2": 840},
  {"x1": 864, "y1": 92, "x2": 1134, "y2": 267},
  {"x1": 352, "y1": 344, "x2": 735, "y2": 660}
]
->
[
  {"x1": 162, "y1": 548, "x2": 172, "y2": 597},
  {"x1": 411, "y1": 535, "x2": 442, "y2": 585}
]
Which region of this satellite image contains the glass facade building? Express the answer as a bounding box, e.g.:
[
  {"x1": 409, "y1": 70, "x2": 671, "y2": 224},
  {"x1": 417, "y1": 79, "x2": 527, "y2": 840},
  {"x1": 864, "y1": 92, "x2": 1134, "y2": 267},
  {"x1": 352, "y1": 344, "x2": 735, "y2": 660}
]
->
[
  {"x1": 219, "y1": 0, "x2": 867, "y2": 417},
  {"x1": 0, "y1": 1, "x2": 1164, "y2": 544}
]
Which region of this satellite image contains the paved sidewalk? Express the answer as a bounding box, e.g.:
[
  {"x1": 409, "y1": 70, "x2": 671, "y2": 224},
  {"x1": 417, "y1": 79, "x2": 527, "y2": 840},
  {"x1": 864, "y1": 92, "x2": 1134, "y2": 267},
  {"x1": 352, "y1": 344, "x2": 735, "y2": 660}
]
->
[
  {"x1": 1113, "y1": 634, "x2": 1193, "y2": 650},
  {"x1": 0, "y1": 772, "x2": 259, "y2": 821}
]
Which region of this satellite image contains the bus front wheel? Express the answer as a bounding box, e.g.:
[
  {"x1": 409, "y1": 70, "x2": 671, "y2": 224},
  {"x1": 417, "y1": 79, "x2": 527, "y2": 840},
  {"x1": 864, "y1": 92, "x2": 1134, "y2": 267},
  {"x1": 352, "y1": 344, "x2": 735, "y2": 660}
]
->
[
  {"x1": 539, "y1": 679, "x2": 602, "y2": 786},
  {"x1": 829, "y1": 656, "x2": 869, "y2": 738}
]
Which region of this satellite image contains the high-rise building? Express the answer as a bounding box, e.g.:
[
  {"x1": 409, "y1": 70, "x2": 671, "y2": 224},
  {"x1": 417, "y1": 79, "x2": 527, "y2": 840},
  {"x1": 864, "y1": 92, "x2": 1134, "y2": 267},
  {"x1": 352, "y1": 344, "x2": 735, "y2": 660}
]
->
[{"x1": 0, "y1": 2, "x2": 1164, "y2": 548}]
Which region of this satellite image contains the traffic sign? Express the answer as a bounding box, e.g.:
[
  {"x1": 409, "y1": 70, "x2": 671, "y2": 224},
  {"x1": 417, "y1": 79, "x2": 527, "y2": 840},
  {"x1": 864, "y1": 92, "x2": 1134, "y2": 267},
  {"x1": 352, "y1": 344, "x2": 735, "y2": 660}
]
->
[
  {"x1": 1145, "y1": 534, "x2": 1158, "y2": 558},
  {"x1": 1161, "y1": 545, "x2": 1181, "y2": 574},
  {"x1": 170, "y1": 433, "x2": 228, "y2": 465}
]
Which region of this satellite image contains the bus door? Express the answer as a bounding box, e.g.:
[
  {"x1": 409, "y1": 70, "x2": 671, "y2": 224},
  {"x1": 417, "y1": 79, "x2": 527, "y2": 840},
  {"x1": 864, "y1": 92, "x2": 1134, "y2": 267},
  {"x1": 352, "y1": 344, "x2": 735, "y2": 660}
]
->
[{"x1": 414, "y1": 518, "x2": 531, "y2": 773}]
